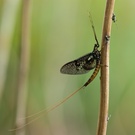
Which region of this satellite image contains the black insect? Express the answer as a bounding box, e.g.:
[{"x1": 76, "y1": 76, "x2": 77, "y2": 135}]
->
[
  {"x1": 112, "y1": 13, "x2": 117, "y2": 23},
  {"x1": 60, "y1": 13, "x2": 101, "y2": 87}
]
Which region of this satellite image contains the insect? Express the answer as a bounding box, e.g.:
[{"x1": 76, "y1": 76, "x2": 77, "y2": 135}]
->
[
  {"x1": 10, "y1": 13, "x2": 101, "y2": 131},
  {"x1": 60, "y1": 13, "x2": 101, "y2": 87},
  {"x1": 112, "y1": 13, "x2": 117, "y2": 23}
]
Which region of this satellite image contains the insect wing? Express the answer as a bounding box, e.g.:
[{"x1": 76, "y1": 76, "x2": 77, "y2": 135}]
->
[
  {"x1": 60, "y1": 53, "x2": 96, "y2": 75},
  {"x1": 60, "y1": 61, "x2": 87, "y2": 74}
]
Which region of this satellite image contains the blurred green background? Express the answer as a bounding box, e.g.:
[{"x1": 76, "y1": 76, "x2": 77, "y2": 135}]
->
[{"x1": 0, "y1": 0, "x2": 135, "y2": 135}]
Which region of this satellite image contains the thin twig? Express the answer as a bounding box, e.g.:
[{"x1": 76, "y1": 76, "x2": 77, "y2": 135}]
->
[{"x1": 96, "y1": 0, "x2": 115, "y2": 135}]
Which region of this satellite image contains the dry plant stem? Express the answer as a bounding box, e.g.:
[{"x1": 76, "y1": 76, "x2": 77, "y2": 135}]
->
[
  {"x1": 96, "y1": 0, "x2": 115, "y2": 135},
  {"x1": 15, "y1": 0, "x2": 31, "y2": 135}
]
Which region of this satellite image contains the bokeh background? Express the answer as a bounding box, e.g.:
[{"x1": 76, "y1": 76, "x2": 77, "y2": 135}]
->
[{"x1": 0, "y1": 0, "x2": 135, "y2": 135}]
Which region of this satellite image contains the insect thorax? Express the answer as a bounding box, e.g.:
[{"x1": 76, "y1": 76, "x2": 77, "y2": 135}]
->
[{"x1": 75, "y1": 54, "x2": 96, "y2": 71}]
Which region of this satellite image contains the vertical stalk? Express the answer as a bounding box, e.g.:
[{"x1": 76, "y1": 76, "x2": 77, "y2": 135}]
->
[
  {"x1": 96, "y1": 0, "x2": 115, "y2": 135},
  {"x1": 15, "y1": 0, "x2": 31, "y2": 135}
]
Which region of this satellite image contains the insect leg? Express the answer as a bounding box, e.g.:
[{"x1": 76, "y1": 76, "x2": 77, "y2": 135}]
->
[{"x1": 88, "y1": 12, "x2": 100, "y2": 47}]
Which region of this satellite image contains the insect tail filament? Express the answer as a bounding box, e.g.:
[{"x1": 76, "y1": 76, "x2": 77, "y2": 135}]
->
[{"x1": 9, "y1": 86, "x2": 84, "y2": 131}]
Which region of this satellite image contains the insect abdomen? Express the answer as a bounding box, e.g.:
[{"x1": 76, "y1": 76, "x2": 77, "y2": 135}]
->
[{"x1": 83, "y1": 63, "x2": 100, "y2": 87}]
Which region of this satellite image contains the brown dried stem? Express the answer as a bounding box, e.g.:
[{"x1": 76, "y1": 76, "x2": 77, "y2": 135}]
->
[
  {"x1": 15, "y1": 0, "x2": 31, "y2": 135},
  {"x1": 96, "y1": 0, "x2": 115, "y2": 135}
]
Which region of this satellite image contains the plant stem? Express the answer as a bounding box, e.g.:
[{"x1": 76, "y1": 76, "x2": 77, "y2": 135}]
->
[
  {"x1": 96, "y1": 0, "x2": 115, "y2": 135},
  {"x1": 15, "y1": 0, "x2": 31, "y2": 135}
]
